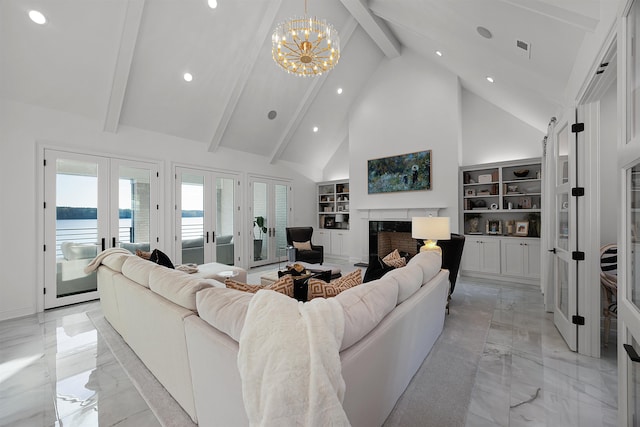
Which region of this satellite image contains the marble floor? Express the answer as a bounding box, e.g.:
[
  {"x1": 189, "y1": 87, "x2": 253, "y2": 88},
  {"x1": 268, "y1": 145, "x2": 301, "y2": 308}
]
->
[{"x1": 0, "y1": 260, "x2": 618, "y2": 426}]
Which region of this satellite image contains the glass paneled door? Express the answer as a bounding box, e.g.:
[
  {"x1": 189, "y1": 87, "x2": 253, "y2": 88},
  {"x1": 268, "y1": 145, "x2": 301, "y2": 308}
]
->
[
  {"x1": 43, "y1": 150, "x2": 159, "y2": 309},
  {"x1": 249, "y1": 177, "x2": 290, "y2": 267},
  {"x1": 175, "y1": 167, "x2": 238, "y2": 266},
  {"x1": 551, "y1": 117, "x2": 578, "y2": 351}
]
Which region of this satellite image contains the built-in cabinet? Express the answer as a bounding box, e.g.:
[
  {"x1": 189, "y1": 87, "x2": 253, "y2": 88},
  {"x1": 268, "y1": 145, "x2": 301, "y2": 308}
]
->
[
  {"x1": 460, "y1": 158, "x2": 542, "y2": 284},
  {"x1": 317, "y1": 180, "x2": 349, "y2": 257}
]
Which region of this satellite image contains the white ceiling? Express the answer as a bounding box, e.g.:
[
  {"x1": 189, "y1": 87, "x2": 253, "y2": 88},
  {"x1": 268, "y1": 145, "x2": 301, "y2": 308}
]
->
[{"x1": 1, "y1": 0, "x2": 604, "y2": 172}]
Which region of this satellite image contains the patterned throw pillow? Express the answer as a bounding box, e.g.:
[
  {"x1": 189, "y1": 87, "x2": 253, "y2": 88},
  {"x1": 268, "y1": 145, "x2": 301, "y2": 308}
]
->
[
  {"x1": 308, "y1": 269, "x2": 363, "y2": 300},
  {"x1": 382, "y1": 249, "x2": 406, "y2": 268},
  {"x1": 225, "y1": 275, "x2": 294, "y2": 298},
  {"x1": 292, "y1": 240, "x2": 312, "y2": 251}
]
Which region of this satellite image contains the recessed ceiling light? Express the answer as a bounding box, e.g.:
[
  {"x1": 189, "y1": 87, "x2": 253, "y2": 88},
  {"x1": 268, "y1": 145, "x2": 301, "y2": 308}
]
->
[
  {"x1": 29, "y1": 10, "x2": 46, "y2": 25},
  {"x1": 477, "y1": 26, "x2": 492, "y2": 39},
  {"x1": 435, "y1": 50, "x2": 443, "y2": 57},
  {"x1": 337, "y1": 88, "x2": 343, "y2": 95},
  {"x1": 208, "y1": 0, "x2": 218, "y2": 9},
  {"x1": 183, "y1": 73, "x2": 193, "y2": 82},
  {"x1": 313, "y1": 126, "x2": 319, "y2": 133},
  {"x1": 486, "y1": 76, "x2": 494, "y2": 83}
]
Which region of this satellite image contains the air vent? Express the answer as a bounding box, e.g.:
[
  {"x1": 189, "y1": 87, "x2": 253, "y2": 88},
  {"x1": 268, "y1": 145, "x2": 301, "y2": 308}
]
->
[{"x1": 516, "y1": 39, "x2": 531, "y2": 59}]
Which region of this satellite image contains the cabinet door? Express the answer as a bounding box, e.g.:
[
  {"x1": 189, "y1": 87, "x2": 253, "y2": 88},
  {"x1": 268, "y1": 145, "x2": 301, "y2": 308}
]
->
[
  {"x1": 524, "y1": 240, "x2": 541, "y2": 278},
  {"x1": 501, "y1": 239, "x2": 526, "y2": 276},
  {"x1": 315, "y1": 230, "x2": 331, "y2": 251},
  {"x1": 461, "y1": 240, "x2": 481, "y2": 271},
  {"x1": 331, "y1": 231, "x2": 344, "y2": 256},
  {"x1": 479, "y1": 239, "x2": 501, "y2": 274}
]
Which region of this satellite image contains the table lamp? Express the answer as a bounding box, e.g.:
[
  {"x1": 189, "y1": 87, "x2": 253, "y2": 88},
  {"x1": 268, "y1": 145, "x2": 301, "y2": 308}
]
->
[{"x1": 411, "y1": 217, "x2": 450, "y2": 255}]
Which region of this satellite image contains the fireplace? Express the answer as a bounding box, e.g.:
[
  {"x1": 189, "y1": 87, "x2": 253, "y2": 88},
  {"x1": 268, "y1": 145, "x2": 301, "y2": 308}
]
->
[{"x1": 368, "y1": 221, "x2": 419, "y2": 262}]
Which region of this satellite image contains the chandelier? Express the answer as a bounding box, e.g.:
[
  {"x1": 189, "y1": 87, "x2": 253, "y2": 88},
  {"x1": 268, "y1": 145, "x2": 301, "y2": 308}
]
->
[{"x1": 271, "y1": 0, "x2": 340, "y2": 77}]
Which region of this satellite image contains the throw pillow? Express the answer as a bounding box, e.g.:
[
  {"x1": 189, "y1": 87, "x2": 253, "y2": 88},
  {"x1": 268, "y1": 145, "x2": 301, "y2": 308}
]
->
[
  {"x1": 292, "y1": 240, "x2": 312, "y2": 251},
  {"x1": 225, "y1": 275, "x2": 294, "y2": 298},
  {"x1": 308, "y1": 269, "x2": 363, "y2": 299},
  {"x1": 149, "y1": 249, "x2": 175, "y2": 269},
  {"x1": 136, "y1": 249, "x2": 151, "y2": 260},
  {"x1": 363, "y1": 257, "x2": 396, "y2": 283},
  {"x1": 382, "y1": 249, "x2": 407, "y2": 268}
]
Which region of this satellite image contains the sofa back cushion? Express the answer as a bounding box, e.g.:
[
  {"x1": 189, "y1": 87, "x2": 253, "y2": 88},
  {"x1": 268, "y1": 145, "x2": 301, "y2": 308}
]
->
[
  {"x1": 385, "y1": 263, "x2": 424, "y2": 304},
  {"x1": 407, "y1": 251, "x2": 442, "y2": 284},
  {"x1": 102, "y1": 252, "x2": 131, "y2": 272},
  {"x1": 336, "y1": 277, "x2": 398, "y2": 351},
  {"x1": 149, "y1": 268, "x2": 214, "y2": 311},
  {"x1": 121, "y1": 256, "x2": 162, "y2": 288},
  {"x1": 196, "y1": 287, "x2": 253, "y2": 341}
]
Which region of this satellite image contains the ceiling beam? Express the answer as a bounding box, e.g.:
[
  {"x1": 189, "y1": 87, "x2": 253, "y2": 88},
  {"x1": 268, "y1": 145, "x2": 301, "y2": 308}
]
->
[
  {"x1": 102, "y1": 0, "x2": 145, "y2": 133},
  {"x1": 268, "y1": 17, "x2": 358, "y2": 164},
  {"x1": 339, "y1": 0, "x2": 400, "y2": 58},
  {"x1": 497, "y1": 0, "x2": 599, "y2": 32},
  {"x1": 207, "y1": 1, "x2": 283, "y2": 152}
]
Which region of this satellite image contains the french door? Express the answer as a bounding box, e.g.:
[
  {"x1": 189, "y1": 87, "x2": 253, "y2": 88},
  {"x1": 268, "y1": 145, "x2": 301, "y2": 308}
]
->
[
  {"x1": 249, "y1": 177, "x2": 291, "y2": 267},
  {"x1": 175, "y1": 167, "x2": 239, "y2": 266},
  {"x1": 43, "y1": 149, "x2": 159, "y2": 309},
  {"x1": 619, "y1": 1, "x2": 640, "y2": 423},
  {"x1": 549, "y1": 114, "x2": 579, "y2": 351}
]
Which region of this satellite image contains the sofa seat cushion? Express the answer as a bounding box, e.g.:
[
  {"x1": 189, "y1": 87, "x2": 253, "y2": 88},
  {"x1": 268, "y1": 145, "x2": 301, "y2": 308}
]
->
[
  {"x1": 121, "y1": 255, "x2": 163, "y2": 288},
  {"x1": 385, "y1": 263, "x2": 424, "y2": 304},
  {"x1": 407, "y1": 251, "x2": 442, "y2": 284},
  {"x1": 336, "y1": 277, "x2": 399, "y2": 351},
  {"x1": 149, "y1": 268, "x2": 215, "y2": 311},
  {"x1": 196, "y1": 287, "x2": 253, "y2": 342}
]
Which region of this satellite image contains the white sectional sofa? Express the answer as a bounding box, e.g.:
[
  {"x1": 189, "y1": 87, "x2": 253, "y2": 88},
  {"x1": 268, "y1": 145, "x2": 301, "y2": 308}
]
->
[{"x1": 95, "y1": 250, "x2": 449, "y2": 426}]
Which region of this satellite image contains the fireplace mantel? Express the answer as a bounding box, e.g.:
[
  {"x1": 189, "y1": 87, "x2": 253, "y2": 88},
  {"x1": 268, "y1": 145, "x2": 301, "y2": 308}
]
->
[{"x1": 357, "y1": 207, "x2": 445, "y2": 221}]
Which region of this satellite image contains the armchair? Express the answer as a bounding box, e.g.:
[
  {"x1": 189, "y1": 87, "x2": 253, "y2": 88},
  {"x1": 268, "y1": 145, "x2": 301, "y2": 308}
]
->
[
  {"x1": 285, "y1": 227, "x2": 324, "y2": 265},
  {"x1": 437, "y1": 233, "x2": 465, "y2": 296}
]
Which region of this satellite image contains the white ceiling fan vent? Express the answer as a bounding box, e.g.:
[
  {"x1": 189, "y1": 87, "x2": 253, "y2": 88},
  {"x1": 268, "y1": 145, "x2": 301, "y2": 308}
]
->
[{"x1": 516, "y1": 39, "x2": 531, "y2": 59}]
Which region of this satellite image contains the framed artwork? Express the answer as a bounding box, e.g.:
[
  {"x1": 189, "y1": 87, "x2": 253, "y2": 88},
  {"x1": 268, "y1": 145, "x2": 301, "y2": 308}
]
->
[
  {"x1": 515, "y1": 221, "x2": 529, "y2": 236},
  {"x1": 520, "y1": 197, "x2": 532, "y2": 209},
  {"x1": 465, "y1": 188, "x2": 476, "y2": 196},
  {"x1": 367, "y1": 150, "x2": 432, "y2": 194},
  {"x1": 486, "y1": 219, "x2": 502, "y2": 235}
]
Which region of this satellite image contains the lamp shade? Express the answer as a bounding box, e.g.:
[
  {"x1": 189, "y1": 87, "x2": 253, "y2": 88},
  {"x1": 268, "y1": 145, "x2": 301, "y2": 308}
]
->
[
  {"x1": 335, "y1": 214, "x2": 344, "y2": 223},
  {"x1": 412, "y1": 217, "x2": 450, "y2": 240}
]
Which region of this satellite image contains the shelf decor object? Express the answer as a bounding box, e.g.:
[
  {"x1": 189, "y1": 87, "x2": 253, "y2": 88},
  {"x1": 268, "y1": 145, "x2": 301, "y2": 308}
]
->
[
  {"x1": 412, "y1": 216, "x2": 450, "y2": 255},
  {"x1": 368, "y1": 150, "x2": 432, "y2": 194}
]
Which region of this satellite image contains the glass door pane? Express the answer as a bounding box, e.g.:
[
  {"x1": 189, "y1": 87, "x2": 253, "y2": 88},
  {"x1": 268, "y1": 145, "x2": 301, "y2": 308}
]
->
[
  {"x1": 216, "y1": 177, "x2": 235, "y2": 265},
  {"x1": 117, "y1": 165, "x2": 151, "y2": 254},
  {"x1": 274, "y1": 183, "x2": 289, "y2": 257},
  {"x1": 45, "y1": 157, "x2": 106, "y2": 308},
  {"x1": 181, "y1": 174, "x2": 205, "y2": 265},
  {"x1": 253, "y1": 182, "x2": 269, "y2": 262}
]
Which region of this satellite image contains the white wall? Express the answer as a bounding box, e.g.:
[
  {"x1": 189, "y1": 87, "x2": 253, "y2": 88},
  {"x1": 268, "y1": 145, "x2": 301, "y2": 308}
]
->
[
  {"x1": 348, "y1": 51, "x2": 462, "y2": 262},
  {"x1": 322, "y1": 134, "x2": 349, "y2": 181},
  {"x1": 599, "y1": 79, "x2": 618, "y2": 246},
  {"x1": 461, "y1": 89, "x2": 545, "y2": 165},
  {"x1": 0, "y1": 99, "x2": 316, "y2": 321}
]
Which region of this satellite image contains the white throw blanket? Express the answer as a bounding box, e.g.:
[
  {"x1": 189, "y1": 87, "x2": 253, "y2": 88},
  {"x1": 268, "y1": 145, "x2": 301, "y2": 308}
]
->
[
  {"x1": 238, "y1": 290, "x2": 349, "y2": 427},
  {"x1": 83, "y1": 248, "x2": 131, "y2": 274}
]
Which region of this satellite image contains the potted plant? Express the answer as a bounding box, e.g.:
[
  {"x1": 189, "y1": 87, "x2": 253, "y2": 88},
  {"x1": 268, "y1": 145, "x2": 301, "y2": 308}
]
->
[{"x1": 253, "y1": 216, "x2": 267, "y2": 260}]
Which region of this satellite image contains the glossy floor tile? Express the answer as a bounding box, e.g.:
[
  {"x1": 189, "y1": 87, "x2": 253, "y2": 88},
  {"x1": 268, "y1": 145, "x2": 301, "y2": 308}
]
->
[{"x1": 0, "y1": 262, "x2": 618, "y2": 426}]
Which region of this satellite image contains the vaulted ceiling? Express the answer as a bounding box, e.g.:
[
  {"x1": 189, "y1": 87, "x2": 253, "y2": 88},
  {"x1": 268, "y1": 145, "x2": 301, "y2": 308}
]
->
[{"x1": 1, "y1": 0, "x2": 603, "y2": 172}]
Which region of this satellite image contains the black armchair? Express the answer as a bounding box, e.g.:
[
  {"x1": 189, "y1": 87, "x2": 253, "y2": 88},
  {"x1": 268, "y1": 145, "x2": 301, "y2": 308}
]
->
[
  {"x1": 437, "y1": 233, "x2": 465, "y2": 296},
  {"x1": 286, "y1": 227, "x2": 324, "y2": 265}
]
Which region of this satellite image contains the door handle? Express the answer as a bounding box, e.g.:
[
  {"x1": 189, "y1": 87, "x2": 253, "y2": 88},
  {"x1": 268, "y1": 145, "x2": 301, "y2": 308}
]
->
[
  {"x1": 548, "y1": 248, "x2": 557, "y2": 254},
  {"x1": 624, "y1": 344, "x2": 640, "y2": 363},
  {"x1": 112, "y1": 237, "x2": 116, "y2": 248},
  {"x1": 206, "y1": 231, "x2": 209, "y2": 244},
  {"x1": 212, "y1": 231, "x2": 215, "y2": 243},
  {"x1": 101, "y1": 238, "x2": 105, "y2": 251}
]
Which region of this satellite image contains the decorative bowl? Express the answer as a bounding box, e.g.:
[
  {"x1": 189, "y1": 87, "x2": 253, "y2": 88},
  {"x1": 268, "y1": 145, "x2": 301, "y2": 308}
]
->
[{"x1": 513, "y1": 169, "x2": 529, "y2": 178}]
